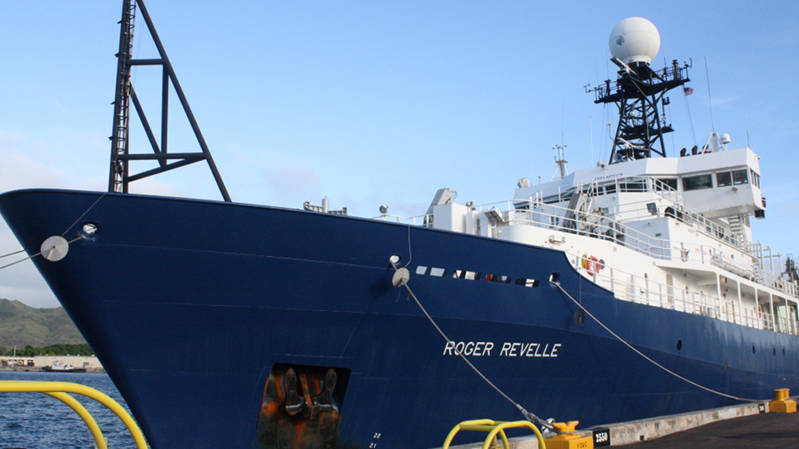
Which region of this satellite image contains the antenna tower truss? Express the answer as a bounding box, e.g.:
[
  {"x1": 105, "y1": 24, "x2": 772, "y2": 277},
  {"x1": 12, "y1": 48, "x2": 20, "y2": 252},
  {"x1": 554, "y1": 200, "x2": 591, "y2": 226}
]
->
[
  {"x1": 108, "y1": 0, "x2": 231, "y2": 201},
  {"x1": 587, "y1": 59, "x2": 691, "y2": 164}
]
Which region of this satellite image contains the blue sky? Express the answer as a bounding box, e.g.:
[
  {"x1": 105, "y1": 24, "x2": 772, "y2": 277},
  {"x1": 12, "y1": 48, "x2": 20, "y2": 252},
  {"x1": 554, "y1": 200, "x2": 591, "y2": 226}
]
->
[{"x1": 1, "y1": 1, "x2": 797, "y2": 307}]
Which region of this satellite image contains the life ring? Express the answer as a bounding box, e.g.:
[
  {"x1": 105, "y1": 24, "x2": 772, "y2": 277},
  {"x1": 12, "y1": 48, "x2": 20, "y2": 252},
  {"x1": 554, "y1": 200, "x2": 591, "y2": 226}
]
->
[{"x1": 581, "y1": 254, "x2": 604, "y2": 276}]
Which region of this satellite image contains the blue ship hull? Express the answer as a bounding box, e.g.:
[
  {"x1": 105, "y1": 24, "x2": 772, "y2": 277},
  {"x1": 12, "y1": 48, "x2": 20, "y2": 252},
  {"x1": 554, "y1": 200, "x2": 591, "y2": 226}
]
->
[{"x1": 1, "y1": 189, "x2": 798, "y2": 449}]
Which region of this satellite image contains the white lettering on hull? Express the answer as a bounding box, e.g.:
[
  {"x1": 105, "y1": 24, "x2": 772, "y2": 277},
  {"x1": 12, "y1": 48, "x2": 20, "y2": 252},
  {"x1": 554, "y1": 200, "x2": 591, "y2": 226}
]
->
[{"x1": 445, "y1": 341, "x2": 562, "y2": 358}]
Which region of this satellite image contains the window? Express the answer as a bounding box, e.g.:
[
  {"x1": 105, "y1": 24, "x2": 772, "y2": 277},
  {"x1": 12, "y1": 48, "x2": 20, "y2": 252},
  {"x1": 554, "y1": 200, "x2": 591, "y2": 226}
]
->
[
  {"x1": 682, "y1": 174, "x2": 713, "y2": 191},
  {"x1": 486, "y1": 274, "x2": 510, "y2": 284},
  {"x1": 716, "y1": 172, "x2": 732, "y2": 187},
  {"x1": 464, "y1": 271, "x2": 481, "y2": 280},
  {"x1": 415, "y1": 266, "x2": 429, "y2": 275},
  {"x1": 515, "y1": 278, "x2": 539, "y2": 288},
  {"x1": 750, "y1": 169, "x2": 760, "y2": 188},
  {"x1": 733, "y1": 170, "x2": 748, "y2": 185},
  {"x1": 657, "y1": 178, "x2": 678, "y2": 191},
  {"x1": 605, "y1": 183, "x2": 616, "y2": 194},
  {"x1": 429, "y1": 267, "x2": 446, "y2": 277},
  {"x1": 620, "y1": 181, "x2": 646, "y2": 192}
]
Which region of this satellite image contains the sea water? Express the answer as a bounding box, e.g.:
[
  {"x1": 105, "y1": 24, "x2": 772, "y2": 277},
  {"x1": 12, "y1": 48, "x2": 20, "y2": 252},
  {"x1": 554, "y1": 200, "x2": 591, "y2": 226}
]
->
[{"x1": 0, "y1": 371, "x2": 136, "y2": 449}]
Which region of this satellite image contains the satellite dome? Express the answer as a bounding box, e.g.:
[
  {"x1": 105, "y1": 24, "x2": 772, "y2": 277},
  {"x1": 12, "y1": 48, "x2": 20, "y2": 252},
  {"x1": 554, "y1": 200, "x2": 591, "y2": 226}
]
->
[{"x1": 609, "y1": 17, "x2": 660, "y2": 65}]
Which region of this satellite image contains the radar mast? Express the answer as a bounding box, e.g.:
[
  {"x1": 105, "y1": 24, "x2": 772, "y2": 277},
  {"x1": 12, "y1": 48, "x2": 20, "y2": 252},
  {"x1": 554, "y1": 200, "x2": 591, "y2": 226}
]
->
[{"x1": 587, "y1": 17, "x2": 691, "y2": 164}]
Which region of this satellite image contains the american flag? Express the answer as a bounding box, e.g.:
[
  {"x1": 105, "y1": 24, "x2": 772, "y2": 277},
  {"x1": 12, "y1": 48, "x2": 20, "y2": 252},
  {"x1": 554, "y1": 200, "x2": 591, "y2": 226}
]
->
[{"x1": 683, "y1": 86, "x2": 694, "y2": 96}]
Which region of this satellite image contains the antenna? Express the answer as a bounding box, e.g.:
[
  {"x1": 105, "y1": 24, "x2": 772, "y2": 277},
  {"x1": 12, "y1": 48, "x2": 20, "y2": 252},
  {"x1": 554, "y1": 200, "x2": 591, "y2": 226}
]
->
[
  {"x1": 589, "y1": 116, "x2": 594, "y2": 166},
  {"x1": 745, "y1": 108, "x2": 751, "y2": 148},
  {"x1": 553, "y1": 144, "x2": 568, "y2": 179},
  {"x1": 704, "y1": 56, "x2": 716, "y2": 133},
  {"x1": 586, "y1": 18, "x2": 692, "y2": 164},
  {"x1": 108, "y1": 0, "x2": 231, "y2": 201}
]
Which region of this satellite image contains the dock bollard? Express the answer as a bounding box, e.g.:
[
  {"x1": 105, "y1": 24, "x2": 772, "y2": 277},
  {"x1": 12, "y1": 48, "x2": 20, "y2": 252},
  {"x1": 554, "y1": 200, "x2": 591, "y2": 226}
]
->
[
  {"x1": 543, "y1": 421, "x2": 594, "y2": 449},
  {"x1": 768, "y1": 388, "x2": 797, "y2": 413}
]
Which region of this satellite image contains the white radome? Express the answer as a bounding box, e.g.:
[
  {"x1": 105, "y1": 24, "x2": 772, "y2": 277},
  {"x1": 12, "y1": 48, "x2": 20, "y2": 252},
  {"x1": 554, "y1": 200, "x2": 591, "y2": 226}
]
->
[{"x1": 609, "y1": 17, "x2": 660, "y2": 65}]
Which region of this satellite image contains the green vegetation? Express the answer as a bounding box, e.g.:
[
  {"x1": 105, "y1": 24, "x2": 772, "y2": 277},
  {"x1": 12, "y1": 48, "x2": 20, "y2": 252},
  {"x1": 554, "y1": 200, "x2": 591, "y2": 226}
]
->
[
  {"x1": 0, "y1": 343, "x2": 93, "y2": 356},
  {"x1": 0, "y1": 298, "x2": 86, "y2": 349}
]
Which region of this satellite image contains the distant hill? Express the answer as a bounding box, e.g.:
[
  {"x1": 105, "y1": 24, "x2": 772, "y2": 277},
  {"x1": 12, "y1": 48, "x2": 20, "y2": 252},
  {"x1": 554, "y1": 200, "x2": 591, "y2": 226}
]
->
[{"x1": 0, "y1": 298, "x2": 85, "y2": 349}]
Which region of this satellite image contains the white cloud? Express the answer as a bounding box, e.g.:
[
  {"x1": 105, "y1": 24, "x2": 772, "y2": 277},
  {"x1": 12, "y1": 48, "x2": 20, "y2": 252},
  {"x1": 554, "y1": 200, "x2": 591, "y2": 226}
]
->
[{"x1": 260, "y1": 155, "x2": 322, "y2": 205}]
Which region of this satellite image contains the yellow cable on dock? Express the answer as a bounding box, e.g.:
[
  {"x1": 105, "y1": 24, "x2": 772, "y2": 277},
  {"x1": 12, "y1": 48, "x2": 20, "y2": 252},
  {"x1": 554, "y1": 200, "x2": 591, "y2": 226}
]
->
[{"x1": 0, "y1": 380, "x2": 148, "y2": 449}]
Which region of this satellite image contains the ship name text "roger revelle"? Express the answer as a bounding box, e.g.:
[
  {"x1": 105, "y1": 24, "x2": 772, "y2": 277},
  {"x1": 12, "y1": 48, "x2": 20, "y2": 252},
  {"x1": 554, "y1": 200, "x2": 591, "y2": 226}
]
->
[{"x1": 442, "y1": 341, "x2": 562, "y2": 358}]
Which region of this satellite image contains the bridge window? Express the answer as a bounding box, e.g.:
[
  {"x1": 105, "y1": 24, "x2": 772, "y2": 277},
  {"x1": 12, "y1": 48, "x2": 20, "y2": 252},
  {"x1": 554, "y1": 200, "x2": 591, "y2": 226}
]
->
[
  {"x1": 716, "y1": 172, "x2": 732, "y2": 187},
  {"x1": 733, "y1": 170, "x2": 748, "y2": 185},
  {"x1": 749, "y1": 169, "x2": 760, "y2": 188},
  {"x1": 656, "y1": 178, "x2": 678, "y2": 191},
  {"x1": 683, "y1": 174, "x2": 713, "y2": 191}
]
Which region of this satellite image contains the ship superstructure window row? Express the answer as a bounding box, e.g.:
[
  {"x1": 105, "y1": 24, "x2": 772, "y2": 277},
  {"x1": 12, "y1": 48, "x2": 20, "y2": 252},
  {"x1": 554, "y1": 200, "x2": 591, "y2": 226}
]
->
[{"x1": 527, "y1": 169, "x2": 758, "y2": 207}]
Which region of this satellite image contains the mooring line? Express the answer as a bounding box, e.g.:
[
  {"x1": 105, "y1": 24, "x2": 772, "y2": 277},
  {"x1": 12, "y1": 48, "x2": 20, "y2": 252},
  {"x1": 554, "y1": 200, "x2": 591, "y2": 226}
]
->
[
  {"x1": 389, "y1": 260, "x2": 555, "y2": 432},
  {"x1": 0, "y1": 236, "x2": 84, "y2": 271},
  {"x1": 1, "y1": 191, "x2": 107, "y2": 270},
  {"x1": 62, "y1": 192, "x2": 108, "y2": 237},
  {"x1": 550, "y1": 279, "x2": 762, "y2": 403},
  {"x1": 0, "y1": 249, "x2": 25, "y2": 259}
]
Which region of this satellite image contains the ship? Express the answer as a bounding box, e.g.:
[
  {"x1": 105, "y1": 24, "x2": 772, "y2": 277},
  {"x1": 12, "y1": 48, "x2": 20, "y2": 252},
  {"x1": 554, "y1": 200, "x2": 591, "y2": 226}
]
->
[
  {"x1": 1, "y1": 3, "x2": 798, "y2": 449},
  {"x1": 42, "y1": 360, "x2": 87, "y2": 373}
]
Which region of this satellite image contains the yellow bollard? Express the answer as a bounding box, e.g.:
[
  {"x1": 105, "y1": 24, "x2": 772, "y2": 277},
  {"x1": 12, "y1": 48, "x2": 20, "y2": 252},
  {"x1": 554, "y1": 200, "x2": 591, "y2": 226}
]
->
[
  {"x1": 768, "y1": 388, "x2": 797, "y2": 413},
  {"x1": 543, "y1": 421, "x2": 593, "y2": 449}
]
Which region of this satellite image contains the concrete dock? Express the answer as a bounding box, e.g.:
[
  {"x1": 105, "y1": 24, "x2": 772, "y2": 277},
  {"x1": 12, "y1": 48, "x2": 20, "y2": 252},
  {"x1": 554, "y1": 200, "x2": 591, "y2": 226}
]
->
[
  {"x1": 614, "y1": 411, "x2": 799, "y2": 448},
  {"x1": 436, "y1": 398, "x2": 798, "y2": 448}
]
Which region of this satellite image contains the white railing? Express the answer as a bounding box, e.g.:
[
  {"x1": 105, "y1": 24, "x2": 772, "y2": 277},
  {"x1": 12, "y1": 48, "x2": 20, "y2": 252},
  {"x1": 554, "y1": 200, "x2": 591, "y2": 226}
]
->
[
  {"x1": 508, "y1": 199, "x2": 672, "y2": 260},
  {"x1": 566, "y1": 250, "x2": 799, "y2": 336}
]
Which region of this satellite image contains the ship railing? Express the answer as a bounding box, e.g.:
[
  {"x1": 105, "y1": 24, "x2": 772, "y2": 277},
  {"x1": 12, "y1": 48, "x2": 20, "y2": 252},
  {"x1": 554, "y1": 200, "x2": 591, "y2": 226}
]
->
[
  {"x1": 565, "y1": 175, "x2": 742, "y2": 252},
  {"x1": 507, "y1": 199, "x2": 673, "y2": 260},
  {"x1": 374, "y1": 213, "x2": 431, "y2": 225},
  {"x1": 615, "y1": 200, "x2": 744, "y2": 252},
  {"x1": 566, "y1": 250, "x2": 799, "y2": 336},
  {"x1": 709, "y1": 252, "x2": 754, "y2": 279}
]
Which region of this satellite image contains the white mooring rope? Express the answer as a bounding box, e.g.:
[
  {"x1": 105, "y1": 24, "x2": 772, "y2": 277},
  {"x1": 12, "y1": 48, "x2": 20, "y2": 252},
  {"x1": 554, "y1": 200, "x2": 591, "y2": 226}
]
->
[
  {"x1": 0, "y1": 236, "x2": 84, "y2": 271},
  {"x1": 0, "y1": 249, "x2": 25, "y2": 259},
  {"x1": 550, "y1": 279, "x2": 762, "y2": 403},
  {"x1": 389, "y1": 259, "x2": 555, "y2": 432},
  {"x1": 1, "y1": 192, "x2": 107, "y2": 271}
]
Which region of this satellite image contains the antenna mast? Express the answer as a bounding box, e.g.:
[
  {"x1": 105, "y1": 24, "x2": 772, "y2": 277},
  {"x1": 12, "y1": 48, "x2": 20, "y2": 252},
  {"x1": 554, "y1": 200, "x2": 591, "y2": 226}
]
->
[
  {"x1": 553, "y1": 144, "x2": 568, "y2": 179},
  {"x1": 108, "y1": 0, "x2": 231, "y2": 201},
  {"x1": 586, "y1": 18, "x2": 691, "y2": 164}
]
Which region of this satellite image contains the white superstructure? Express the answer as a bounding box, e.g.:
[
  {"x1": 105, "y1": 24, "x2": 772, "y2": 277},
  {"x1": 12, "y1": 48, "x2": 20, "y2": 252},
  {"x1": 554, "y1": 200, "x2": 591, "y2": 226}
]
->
[{"x1": 383, "y1": 140, "x2": 798, "y2": 337}]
